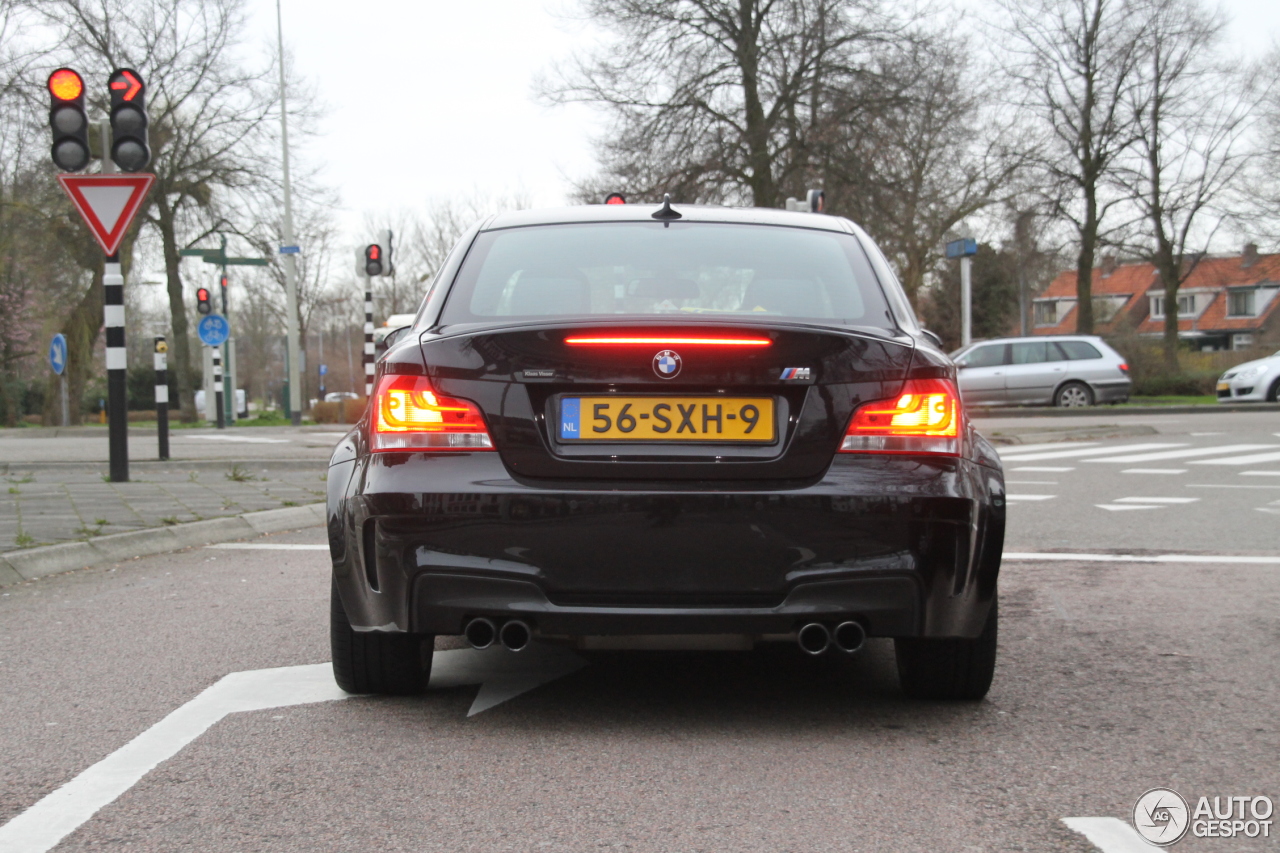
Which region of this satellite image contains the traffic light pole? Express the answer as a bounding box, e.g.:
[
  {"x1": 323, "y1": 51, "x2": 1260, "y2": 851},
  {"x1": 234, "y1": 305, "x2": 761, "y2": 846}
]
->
[
  {"x1": 364, "y1": 273, "x2": 374, "y2": 397},
  {"x1": 154, "y1": 336, "x2": 169, "y2": 460},
  {"x1": 104, "y1": 255, "x2": 129, "y2": 482},
  {"x1": 277, "y1": 0, "x2": 303, "y2": 426}
]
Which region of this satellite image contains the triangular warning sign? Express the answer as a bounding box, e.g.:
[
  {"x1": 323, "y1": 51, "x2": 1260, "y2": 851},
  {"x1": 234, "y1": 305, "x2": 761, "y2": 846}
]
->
[{"x1": 57, "y1": 173, "x2": 155, "y2": 257}]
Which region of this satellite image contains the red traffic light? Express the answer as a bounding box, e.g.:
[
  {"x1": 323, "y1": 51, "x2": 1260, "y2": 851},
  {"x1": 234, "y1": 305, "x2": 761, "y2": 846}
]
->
[
  {"x1": 196, "y1": 286, "x2": 211, "y2": 315},
  {"x1": 108, "y1": 69, "x2": 143, "y2": 101},
  {"x1": 48, "y1": 69, "x2": 84, "y2": 101},
  {"x1": 604, "y1": 192, "x2": 626, "y2": 205},
  {"x1": 364, "y1": 244, "x2": 384, "y2": 276}
]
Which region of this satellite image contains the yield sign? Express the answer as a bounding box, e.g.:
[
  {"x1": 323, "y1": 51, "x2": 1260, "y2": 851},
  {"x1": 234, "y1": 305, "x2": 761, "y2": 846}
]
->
[{"x1": 57, "y1": 173, "x2": 155, "y2": 257}]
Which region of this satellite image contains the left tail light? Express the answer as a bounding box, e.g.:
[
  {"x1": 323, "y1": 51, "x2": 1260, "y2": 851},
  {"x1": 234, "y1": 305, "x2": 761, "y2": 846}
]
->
[
  {"x1": 371, "y1": 375, "x2": 494, "y2": 452},
  {"x1": 840, "y1": 378, "x2": 962, "y2": 456}
]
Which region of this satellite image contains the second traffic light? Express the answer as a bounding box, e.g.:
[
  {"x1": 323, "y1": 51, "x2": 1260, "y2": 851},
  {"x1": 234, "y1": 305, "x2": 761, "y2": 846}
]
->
[
  {"x1": 108, "y1": 68, "x2": 150, "y2": 172},
  {"x1": 196, "y1": 286, "x2": 212, "y2": 315}
]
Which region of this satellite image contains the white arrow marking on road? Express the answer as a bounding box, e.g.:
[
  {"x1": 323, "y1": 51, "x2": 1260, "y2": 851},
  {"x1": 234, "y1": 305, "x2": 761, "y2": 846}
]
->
[
  {"x1": 0, "y1": 646, "x2": 584, "y2": 853},
  {"x1": 1062, "y1": 817, "x2": 1153, "y2": 853}
]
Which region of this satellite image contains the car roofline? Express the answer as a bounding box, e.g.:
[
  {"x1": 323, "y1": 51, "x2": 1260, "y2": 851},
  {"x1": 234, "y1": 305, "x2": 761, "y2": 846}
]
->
[{"x1": 482, "y1": 203, "x2": 856, "y2": 234}]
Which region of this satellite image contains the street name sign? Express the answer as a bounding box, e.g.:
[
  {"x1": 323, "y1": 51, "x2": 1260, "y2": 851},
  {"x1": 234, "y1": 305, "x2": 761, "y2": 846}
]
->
[
  {"x1": 945, "y1": 238, "x2": 977, "y2": 258},
  {"x1": 48, "y1": 333, "x2": 67, "y2": 375},
  {"x1": 56, "y1": 173, "x2": 155, "y2": 256}
]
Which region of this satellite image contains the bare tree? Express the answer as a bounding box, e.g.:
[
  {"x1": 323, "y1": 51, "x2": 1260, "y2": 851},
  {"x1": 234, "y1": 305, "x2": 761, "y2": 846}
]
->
[
  {"x1": 546, "y1": 0, "x2": 911, "y2": 207},
  {"x1": 998, "y1": 0, "x2": 1148, "y2": 334},
  {"x1": 1118, "y1": 0, "x2": 1266, "y2": 368}
]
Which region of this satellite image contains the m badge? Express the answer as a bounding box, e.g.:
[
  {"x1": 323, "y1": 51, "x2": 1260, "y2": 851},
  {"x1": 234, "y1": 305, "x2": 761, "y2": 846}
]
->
[{"x1": 780, "y1": 367, "x2": 811, "y2": 380}]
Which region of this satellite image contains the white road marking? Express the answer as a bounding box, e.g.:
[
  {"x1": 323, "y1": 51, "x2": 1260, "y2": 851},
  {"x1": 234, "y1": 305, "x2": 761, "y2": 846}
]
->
[
  {"x1": 1005, "y1": 494, "x2": 1055, "y2": 501},
  {"x1": 0, "y1": 646, "x2": 585, "y2": 853},
  {"x1": 1005, "y1": 552, "x2": 1280, "y2": 565},
  {"x1": 1241, "y1": 470, "x2": 1280, "y2": 476},
  {"x1": 1086, "y1": 444, "x2": 1276, "y2": 463},
  {"x1": 1011, "y1": 466, "x2": 1075, "y2": 472},
  {"x1": 1006, "y1": 480, "x2": 1058, "y2": 485},
  {"x1": 1190, "y1": 431, "x2": 1224, "y2": 436},
  {"x1": 998, "y1": 443, "x2": 1183, "y2": 462},
  {"x1": 1192, "y1": 449, "x2": 1280, "y2": 465},
  {"x1": 1187, "y1": 483, "x2": 1280, "y2": 489},
  {"x1": 996, "y1": 442, "x2": 1096, "y2": 455},
  {"x1": 181, "y1": 435, "x2": 291, "y2": 444},
  {"x1": 207, "y1": 543, "x2": 328, "y2": 550},
  {"x1": 1095, "y1": 504, "x2": 1163, "y2": 511},
  {"x1": 1113, "y1": 497, "x2": 1198, "y2": 504},
  {"x1": 1062, "y1": 817, "x2": 1152, "y2": 853},
  {"x1": 1121, "y1": 468, "x2": 1186, "y2": 474}
]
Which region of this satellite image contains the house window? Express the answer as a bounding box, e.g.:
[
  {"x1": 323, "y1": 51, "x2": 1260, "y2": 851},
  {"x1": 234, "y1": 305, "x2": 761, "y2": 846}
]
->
[
  {"x1": 1150, "y1": 294, "x2": 1194, "y2": 319},
  {"x1": 1228, "y1": 290, "x2": 1256, "y2": 317},
  {"x1": 1092, "y1": 296, "x2": 1126, "y2": 323},
  {"x1": 1033, "y1": 301, "x2": 1058, "y2": 326},
  {"x1": 1233, "y1": 334, "x2": 1254, "y2": 350}
]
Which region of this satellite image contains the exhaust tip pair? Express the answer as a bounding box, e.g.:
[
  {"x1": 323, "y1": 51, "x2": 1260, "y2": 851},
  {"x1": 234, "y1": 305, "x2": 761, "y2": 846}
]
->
[
  {"x1": 798, "y1": 621, "x2": 866, "y2": 656},
  {"x1": 464, "y1": 617, "x2": 531, "y2": 652}
]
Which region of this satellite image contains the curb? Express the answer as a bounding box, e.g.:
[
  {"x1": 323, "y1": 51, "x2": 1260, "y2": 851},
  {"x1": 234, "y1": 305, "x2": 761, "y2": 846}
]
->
[
  {"x1": 0, "y1": 503, "x2": 326, "y2": 587},
  {"x1": 1, "y1": 459, "x2": 326, "y2": 474},
  {"x1": 973, "y1": 402, "x2": 1280, "y2": 418},
  {"x1": 983, "y1": 423, "x2": 1159, "y2": 445}
]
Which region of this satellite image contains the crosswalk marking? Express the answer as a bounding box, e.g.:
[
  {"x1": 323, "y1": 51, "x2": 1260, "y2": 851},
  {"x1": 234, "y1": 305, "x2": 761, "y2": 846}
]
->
[
  {"x1": 1242, "y1": 471, "x2": 1280, "y2": 477},
  {"x1": 1096, "y1": 503, "x2": 1163, "y2": 511},
  {"x1": 1192, "y1": 450, "x2": 1280, "y2": 466},
  {"x1": 1012, "y1": 466, "x2": 1075, "y2": 472},
  {"x1": 1005, "y1": 494, "x2": 1055, "y2": 501},
  {"x1": 1086, "y1": 444, "x2": 1276, "y2": 463},
  {"x1": 1113, "y1": 497, "x2": 1198, "y2": 504},
  {"x1": 998, "y1": 442, "x2": 1183, "y2": 462},
  {"x1": 1122, "y1": 468, "x2": 1186, "y2": 474},
  {"x1": 996, "y1": 442, "x2": 1096, "y2": 456}
]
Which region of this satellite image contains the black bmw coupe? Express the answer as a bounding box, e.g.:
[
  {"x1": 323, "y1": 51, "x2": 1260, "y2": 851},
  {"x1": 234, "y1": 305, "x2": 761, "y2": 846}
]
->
[{"x1": 326, "y1": 199, "x2": 1005, "y2": 700}]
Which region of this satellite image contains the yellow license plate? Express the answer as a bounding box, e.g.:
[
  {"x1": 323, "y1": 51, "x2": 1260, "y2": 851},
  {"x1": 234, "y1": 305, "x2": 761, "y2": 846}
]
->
[
  {"x1": 558, "y1": 396, "x2": 775, "y2": 442},
  {"x1": 1217, "y1": 382, "x2": 1230, "y2": 391}
]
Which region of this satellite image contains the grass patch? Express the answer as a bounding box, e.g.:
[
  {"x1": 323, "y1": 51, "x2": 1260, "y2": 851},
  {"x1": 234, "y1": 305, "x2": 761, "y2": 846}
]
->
[
  {"x1": 1123, "y1": 395, "x2": 1218, "y2": 406},
  {"x1": 225, "y1": 463, "x2": 257, "y2": 482},
  {"x1": 281, "y1": 499, "x2": 299, "y2": 507},
  {"x1": 14, "y1": 531, "x2": 34, "y2": 548},
  {"x1": 160, "y1": 516, "x2": 179, "y2": 526}
]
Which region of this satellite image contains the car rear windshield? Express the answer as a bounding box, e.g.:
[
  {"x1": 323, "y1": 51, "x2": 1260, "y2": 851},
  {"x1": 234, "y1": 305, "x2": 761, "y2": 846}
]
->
[{"x1": 439, "y1": 222, "x2": 895, "y2": 330}]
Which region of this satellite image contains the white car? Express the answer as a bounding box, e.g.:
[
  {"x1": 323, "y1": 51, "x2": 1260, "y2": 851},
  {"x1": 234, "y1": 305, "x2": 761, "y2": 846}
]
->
[{"x1": 1217, "y1": 351, "x2": 1280, "y2": 402}]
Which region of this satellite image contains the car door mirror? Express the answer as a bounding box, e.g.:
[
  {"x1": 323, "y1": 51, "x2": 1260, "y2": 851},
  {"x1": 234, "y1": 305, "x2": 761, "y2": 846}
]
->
[
  {"x1": 920, "y1": 328, "x2": 945, "y2": 349},
  {"x1": 382, "y1": 326, "x2": 411, "y2": 349}
]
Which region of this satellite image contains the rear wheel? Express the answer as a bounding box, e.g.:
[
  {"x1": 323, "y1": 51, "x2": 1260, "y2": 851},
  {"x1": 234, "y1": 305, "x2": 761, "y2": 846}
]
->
[
  {"x1": 1267, "y1": 378, "x2": 1280, "y2": 402},
  {"x1": 1054, "y1": 381, "x2": 1093, "y2": 408},
  {"x1": 894, "y1": 597, "x2": 997, "y2": 701},
  {"x1": 330, "y1": 579, "x2": 433, "y2": 695}
]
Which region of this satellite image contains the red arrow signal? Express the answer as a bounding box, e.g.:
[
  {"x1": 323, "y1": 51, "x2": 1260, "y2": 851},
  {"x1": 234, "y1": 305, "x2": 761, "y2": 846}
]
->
[{"x1": 109, "y1": 69, "x2": 142, "y2": 101}]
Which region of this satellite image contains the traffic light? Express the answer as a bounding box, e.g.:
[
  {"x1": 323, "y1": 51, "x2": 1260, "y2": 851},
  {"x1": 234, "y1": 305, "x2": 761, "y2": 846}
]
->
[
  {"x1": 47, "y1": 68, "x2": 90, "y2": 172},
  {"x1": 107, "y1": 68, "x2": 150, "y2": 172},
  {"x1": 363, "y1": 244, "x2": 384, "y2": 277},
  {"x1": 196, "y1": 286, "x2": 211, "y2": 315},
  {"x1": 604, "y1": 192, "x2": 626, "y2": 205},
  {"x1": 806, "y1": 189, "x2": 825, "y2": 213},
  {"x1": 363, "y1": 230, "x2": 394, "y2": 277}
]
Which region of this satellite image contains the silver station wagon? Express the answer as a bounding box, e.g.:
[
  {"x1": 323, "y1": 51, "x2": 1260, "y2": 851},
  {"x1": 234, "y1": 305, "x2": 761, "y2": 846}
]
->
[{"x1": 950, "y1": 335, "x2": 1131, "y2": 407}]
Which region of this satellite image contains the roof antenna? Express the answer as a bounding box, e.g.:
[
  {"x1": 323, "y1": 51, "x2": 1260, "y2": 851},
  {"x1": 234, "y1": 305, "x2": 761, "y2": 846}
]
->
[{"x1": 651, "y1": 193, "x2": 682, "y2": 221}]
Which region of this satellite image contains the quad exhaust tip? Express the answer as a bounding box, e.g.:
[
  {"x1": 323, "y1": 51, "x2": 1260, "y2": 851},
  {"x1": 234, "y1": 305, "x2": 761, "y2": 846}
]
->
[
  {"x1": 499, "y1": 619, "x2": 531, "y2": 652},
  {"x1": 797, "y1": 622, "x2": 831, "y2": 656},
  {"x1": 464, "y1": 617, "x2": 496, "y2": 650}
]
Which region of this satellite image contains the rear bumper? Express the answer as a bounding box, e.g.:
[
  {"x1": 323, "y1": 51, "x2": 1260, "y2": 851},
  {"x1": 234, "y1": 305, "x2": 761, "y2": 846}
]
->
[
  {"x1": 1091, "y1": 378, "x2": 1131, "y2": 403},
  {"x1": 328, "y1": 453, "x2": 1005, "y2": 640}
]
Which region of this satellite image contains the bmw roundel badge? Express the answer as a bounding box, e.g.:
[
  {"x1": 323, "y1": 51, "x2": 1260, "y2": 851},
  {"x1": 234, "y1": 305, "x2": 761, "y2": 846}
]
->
[{"x1": 653, "y1": 350, "x2": 681, "y2": 379}]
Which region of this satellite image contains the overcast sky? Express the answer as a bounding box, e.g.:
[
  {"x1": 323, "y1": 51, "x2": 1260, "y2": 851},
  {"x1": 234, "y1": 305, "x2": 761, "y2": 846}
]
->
[{"x1": 242, "y1": 0, "x2": 1280, "y2": 247}]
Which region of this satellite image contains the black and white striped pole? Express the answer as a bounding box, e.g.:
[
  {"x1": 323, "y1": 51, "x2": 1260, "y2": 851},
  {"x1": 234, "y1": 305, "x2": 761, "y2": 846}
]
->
[
  {"x1": 104, "y1": 256, "x2": 129, "y2": 482},
  {"x1": 212, "y1": 345, "x2": 225, "y2": 430},
  {"x1": 154, "y1": 336, "x2": 169, "y2": 460},
  {"x1": 364, "y1": 275, "x2": 375, "y2": 397}
]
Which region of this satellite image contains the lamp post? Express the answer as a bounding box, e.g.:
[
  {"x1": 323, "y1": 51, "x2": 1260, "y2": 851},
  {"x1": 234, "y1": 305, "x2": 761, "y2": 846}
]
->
[{"x1": 277, "y1": 0, "x2": 303, "y2": 425}]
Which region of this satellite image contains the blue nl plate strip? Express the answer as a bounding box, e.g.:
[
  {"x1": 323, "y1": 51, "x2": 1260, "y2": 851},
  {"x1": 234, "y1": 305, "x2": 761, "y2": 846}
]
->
[{"x1": 559, "y1": 397, "x2": 581, "y2": 440}]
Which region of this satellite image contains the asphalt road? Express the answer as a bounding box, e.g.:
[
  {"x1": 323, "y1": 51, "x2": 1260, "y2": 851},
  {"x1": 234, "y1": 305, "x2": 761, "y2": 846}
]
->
[
  {"x1": 0, "y1": 410, "x2": 1277, "y2": 852},
  {"x1": 0, "y1": 426, "x2": 341, "y2": 465}
]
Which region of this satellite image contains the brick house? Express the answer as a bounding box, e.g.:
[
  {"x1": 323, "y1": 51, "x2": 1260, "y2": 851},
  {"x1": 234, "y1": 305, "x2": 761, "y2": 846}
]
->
[{"x1": 1031, "y1": 245, "x2": 1280, "y2": 351}]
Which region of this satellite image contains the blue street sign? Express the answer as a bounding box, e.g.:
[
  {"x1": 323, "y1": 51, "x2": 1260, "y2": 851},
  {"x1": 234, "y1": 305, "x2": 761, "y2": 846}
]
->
[
  {"x1": 48, "y1": 333, "x2": 67, "y2": 375},
  {"x1": 278, "y1": 245, "x2": 300, "y2": 254},
  {"x1": 319, "y1": 364, "x2": 328, "y2": 376},
  {"x1": 945, "y1": 238, "x2": 978, "y2": 258},
  {"x1": 197, "y1": 314, "x2": 230, "y2": 347}
]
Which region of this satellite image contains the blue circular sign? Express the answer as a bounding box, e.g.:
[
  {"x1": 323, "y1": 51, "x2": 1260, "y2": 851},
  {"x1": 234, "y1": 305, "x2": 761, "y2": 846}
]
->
[
  {"x1": 197, "y1": 314, "x2": 230, "y2": 347},
  {"x1": 48, "y1": 333, "x2": 68, "y2": 375}
]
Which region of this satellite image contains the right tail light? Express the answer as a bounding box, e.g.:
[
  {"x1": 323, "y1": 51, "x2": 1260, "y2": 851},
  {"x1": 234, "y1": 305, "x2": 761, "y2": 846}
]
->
[{"x1": 840, "y1": 378, "x2": 962, "y2": 456}]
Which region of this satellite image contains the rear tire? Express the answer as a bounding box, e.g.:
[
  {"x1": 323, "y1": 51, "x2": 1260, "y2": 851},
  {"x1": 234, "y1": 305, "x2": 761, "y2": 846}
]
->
[
  {"x1": 1267, "y1": 378, "x2": 1280, "y2": 402},
  {"x1": 1054, "y1": 381, "x2": 1093, "y2": 408},
  {"x1": 894, "y1": 597, "x2": 997, "y2": 701},
  {"x1": 331, "y1": 580, "x2": 433, "y2": 695}
]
